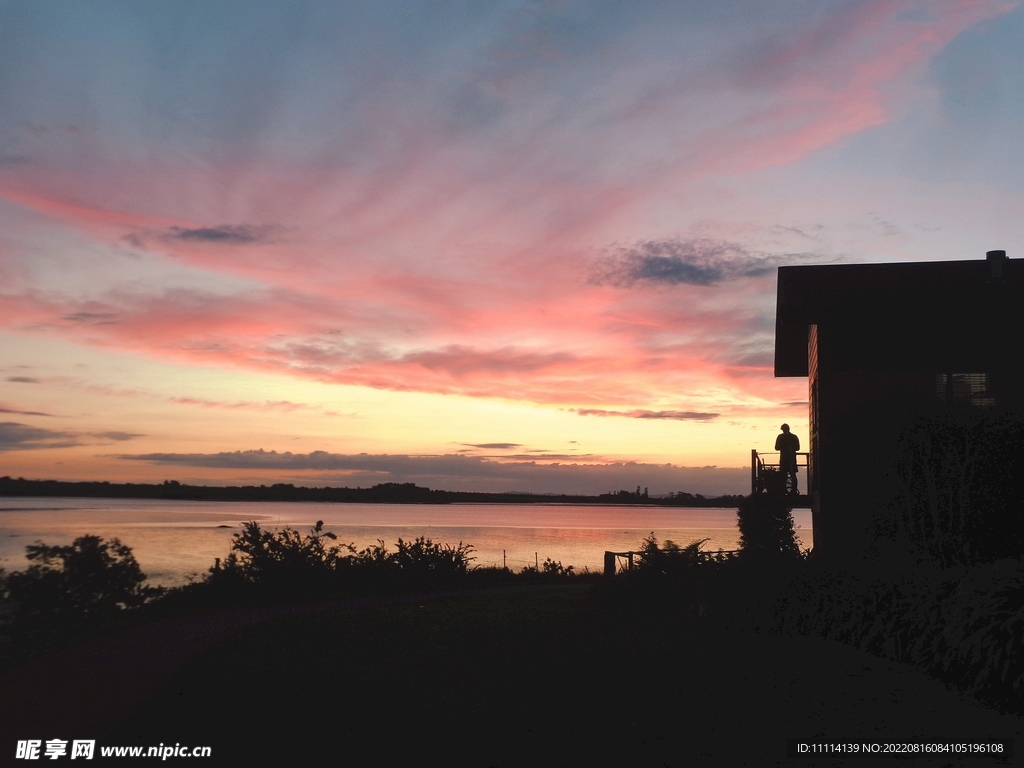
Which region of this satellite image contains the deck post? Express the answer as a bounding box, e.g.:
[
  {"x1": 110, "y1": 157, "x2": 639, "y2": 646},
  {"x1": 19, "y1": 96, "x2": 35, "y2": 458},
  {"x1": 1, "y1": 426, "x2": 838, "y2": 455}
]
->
[
  {"x1": 751, "y1": 449, "x2": 758, "y2": 495},
  {"x1": 604, "y1": 551, "x2": 616, "y2": 576}
]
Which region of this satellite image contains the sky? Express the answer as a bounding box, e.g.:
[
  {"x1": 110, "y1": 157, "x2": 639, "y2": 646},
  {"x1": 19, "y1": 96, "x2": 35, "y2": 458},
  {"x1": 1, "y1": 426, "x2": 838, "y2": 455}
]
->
[{"x1": 2, "y1": 0, "x2": 1024, "y2": 495}]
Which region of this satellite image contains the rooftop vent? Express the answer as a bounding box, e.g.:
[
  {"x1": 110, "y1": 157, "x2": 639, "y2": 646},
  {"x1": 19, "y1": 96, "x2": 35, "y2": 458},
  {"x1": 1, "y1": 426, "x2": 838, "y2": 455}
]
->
[{"x1": 987, "y1": 249, "x2": 1007, "y2": 279}]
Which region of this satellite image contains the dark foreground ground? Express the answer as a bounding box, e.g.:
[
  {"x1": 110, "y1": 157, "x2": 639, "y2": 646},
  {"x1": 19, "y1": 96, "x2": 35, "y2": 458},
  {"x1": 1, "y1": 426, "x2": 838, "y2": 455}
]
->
[{"x1": 3, "y1": 585, "x2": 1023, "y2": 767}]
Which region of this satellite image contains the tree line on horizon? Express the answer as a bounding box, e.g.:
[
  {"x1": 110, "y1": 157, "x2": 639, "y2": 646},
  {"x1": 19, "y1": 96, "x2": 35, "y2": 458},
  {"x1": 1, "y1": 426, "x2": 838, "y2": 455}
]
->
[{"x1": 0, "y1": 476, "x2": 745, "y2": 506}]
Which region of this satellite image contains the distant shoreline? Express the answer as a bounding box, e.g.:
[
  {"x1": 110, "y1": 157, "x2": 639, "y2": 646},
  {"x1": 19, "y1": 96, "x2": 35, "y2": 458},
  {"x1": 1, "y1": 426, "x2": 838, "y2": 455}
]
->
[{"x1": 0, "y1": 476, "x2": 744, "y2": 508}]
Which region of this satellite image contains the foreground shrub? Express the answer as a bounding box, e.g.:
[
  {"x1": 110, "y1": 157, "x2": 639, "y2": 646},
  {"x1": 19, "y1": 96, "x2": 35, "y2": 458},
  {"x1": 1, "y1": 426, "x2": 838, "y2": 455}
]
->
[
  {"x1": 514, "y1": 558, "x2": 578, "y2": 581},
  {"x1": 4, "y1": 535, "x2": 160, "y2": 621},
  {"x1": 772, "y1": 557, "x2": 1024, "y2": 709},
  {"x1": 600, "y1": 534, "x2": 743, "y2": 620},
  {"x1": 208, "y1": 520, "x2": 355, "y2": 591},
  {"x1": 204, "y1": 522, "x2": 478, "y2": 597},
  {"x1": 884, "y1": 413, "x2": 1024, "y2": 565},
  {"x1": 354, "y1": 536, "x2": 475, "y2": 585},
  {"x1": 541, "y1": 558, "x2": 574, "y2": 577},
  {"x1": 737, "y1": 494, "x2": 800, "y2": 558},
  {"x1": 635, "y1": 535, "x2": 707, "y2": 575}
]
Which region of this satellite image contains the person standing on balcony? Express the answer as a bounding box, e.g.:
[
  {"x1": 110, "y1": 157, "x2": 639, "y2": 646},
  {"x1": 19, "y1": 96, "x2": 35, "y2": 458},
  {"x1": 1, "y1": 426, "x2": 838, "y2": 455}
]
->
[{"x1": 775, "y1": 423, "x2": 800, "y2": 494}]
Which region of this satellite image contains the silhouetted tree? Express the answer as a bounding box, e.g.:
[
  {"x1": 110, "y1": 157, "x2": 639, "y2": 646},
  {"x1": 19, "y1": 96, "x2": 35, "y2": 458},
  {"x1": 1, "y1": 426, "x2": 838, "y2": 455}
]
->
[
  {"x1": 737, "y1": 495, "x2": 800, "y2": 558},
  {"x1": 5, "y1": 535, "x2": 159, "y2": 620},
  {"x1": 213, "y1": 520, "x2": 355, "y2": 588}
]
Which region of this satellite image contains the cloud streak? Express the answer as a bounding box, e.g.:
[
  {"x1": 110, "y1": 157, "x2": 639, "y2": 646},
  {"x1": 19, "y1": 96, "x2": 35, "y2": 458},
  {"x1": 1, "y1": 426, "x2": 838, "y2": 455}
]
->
[
  {"x1": 91, "y1": 431, "x2": 143, "y2": 441},
  {"x1": 167, "y1": 397, "x2": 334, "y2": 414},
  {"x1": 163, "y1": 225, "x2": 275, "y2": 244},
  {"x1": 0, "y1": 422, "x2": 144, "y2": 451},
  {"x1": 593, "y1": 239, "x2": 816, "y2": 287},
  {"x1": 0, "y1": 422, "x2": 77, "y2": 451},
  {"x1": 0, "y1": 405, "x2": 54, "y2": 417},
  {"x1": 572, "y1": 409, "x2": 720, "y2": 422},
  {"x1": 116, "y1": 448, "x2": 749, "y2": 495}
]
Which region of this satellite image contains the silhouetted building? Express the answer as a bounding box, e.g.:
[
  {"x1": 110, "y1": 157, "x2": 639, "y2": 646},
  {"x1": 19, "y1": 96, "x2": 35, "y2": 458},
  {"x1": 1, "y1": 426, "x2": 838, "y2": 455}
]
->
[{"x1": 775, "y1": 250, "x2": 1024, "y2": 557}]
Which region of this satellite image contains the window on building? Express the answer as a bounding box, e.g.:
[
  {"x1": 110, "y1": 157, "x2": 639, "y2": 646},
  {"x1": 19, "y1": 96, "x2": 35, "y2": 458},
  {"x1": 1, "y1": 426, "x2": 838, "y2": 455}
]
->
[{"x1": 935, "y1": 372, "x2": 995, "y2": 407}]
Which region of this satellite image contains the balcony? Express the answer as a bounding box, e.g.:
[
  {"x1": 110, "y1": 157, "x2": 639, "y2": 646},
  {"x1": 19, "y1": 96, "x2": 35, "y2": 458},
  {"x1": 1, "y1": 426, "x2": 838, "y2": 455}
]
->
[{"x1": 750, "y1": 449, "x2": 810, "y2": 507}]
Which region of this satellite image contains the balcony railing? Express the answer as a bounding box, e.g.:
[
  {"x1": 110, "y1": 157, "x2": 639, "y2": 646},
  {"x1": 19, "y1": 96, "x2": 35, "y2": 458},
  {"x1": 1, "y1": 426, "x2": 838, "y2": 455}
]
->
[{"x1": 750, "y1": 450, "x2": 810, "y2": 497}]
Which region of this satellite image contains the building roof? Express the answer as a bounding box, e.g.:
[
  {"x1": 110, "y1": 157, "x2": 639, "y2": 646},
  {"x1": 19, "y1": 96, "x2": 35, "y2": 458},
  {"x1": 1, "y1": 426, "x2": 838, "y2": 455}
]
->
[{"x1": 775, "y1": 253, "x2": 1024, "y2": 377}]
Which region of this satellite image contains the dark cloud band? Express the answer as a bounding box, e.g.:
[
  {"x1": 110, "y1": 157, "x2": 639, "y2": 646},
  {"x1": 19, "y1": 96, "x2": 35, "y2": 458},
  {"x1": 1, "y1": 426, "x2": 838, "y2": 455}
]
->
[
  {"x1": 115, "y1": 449, "x2": 748, "y2": 495},
  {"x1": 92, "y1": 431, "x2": 145, "y2": 441},
  {"x1": 0, "y1": 422, "x2": 77, "y2": 451},
  {"x1": 0, "y1": 423, "x2": 143, "y2": 450},
  {"x1": 0, "y1": 405, "x2": 53, "y2": 417},
  {"x1": 165, "y1": 225, "x2": 272, "y2": 244},
  {"x1": 594, "y1": 238, "x2": 815, "y2": 287}
]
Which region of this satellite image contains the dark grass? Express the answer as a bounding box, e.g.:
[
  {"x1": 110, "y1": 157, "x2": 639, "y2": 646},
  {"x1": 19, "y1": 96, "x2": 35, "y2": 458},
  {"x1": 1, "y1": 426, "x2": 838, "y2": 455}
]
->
[
  {"x1": 106, "y1": 585, "x2": 1023, "y2": 768},
  {"x1": 110, "y1": 586, "x2": 693, "y2": 766}
]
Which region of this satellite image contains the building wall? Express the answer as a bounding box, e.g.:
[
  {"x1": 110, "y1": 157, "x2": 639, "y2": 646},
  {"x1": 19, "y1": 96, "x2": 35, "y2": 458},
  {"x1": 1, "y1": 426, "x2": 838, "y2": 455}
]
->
[
  {"x1": 807, "y1": 324, "x2": 820, "y2": 549},
  {"x1": 812, "y1": 323, "x2": 939, "y2": 558}
]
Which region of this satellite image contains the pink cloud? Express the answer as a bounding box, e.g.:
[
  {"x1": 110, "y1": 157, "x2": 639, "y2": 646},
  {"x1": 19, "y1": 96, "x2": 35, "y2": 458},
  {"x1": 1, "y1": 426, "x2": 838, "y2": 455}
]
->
[
  {"x1": 167, "y1": 397, "x2": 337, "y2": 415},
  {"x1": 0, "y1": 2, "x2": 1000, "y2": 417},
  {"x1": 0, "y1": 277, "x2": 795, "y2": 407}
]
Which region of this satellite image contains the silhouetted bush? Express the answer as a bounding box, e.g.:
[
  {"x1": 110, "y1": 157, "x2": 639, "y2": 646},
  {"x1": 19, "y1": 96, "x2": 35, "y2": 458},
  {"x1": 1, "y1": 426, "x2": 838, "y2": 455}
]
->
[
  {"x1": 599, "y1": 534, "x2": 735, "y2": 620},
  {"x1": 883, "y1": 413, "x2": 1024, "y2": 564},
  {"x1": 203, "y1": 522, "x2": 478, "y2": 597},
  {"x1": 208, "y1": 520, "x2": 354, "y2": 592},
  {"x1": 772, "y1": 557, "x2": 1024, "y2": 710},
  {"x1": 737, "y1": 494, "x2": 800, "y2": 557},
  {"x1": 541, "y1": 558, "x2": 574, "y2": 577},
  {"x1": 3, "y1": 535, "x2": 160, "y2": 621},
  {"x1": 634, "y1": 534, "x2": 709, "y2": 576},
  {"x1": 352, "y1": 536, "x2": 475, "y2": 585},
  {"x1": 514, "y1": 557, "x2": 578, "y2": 581}
]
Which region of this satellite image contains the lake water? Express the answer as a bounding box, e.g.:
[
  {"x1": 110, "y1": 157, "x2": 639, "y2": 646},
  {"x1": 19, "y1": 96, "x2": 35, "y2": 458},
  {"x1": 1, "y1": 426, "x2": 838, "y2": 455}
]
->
[{"x1": 0, "y1": 498, "x2": 812, "y2": 586}]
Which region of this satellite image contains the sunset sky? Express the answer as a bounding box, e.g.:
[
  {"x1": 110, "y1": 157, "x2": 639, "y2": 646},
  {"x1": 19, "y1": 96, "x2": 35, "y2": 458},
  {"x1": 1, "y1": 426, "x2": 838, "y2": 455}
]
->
[{"x1": 2, "y1": 0, "x2": 1023, "y2": 495}]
